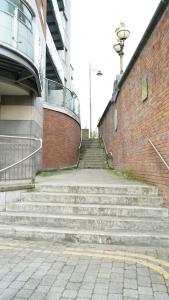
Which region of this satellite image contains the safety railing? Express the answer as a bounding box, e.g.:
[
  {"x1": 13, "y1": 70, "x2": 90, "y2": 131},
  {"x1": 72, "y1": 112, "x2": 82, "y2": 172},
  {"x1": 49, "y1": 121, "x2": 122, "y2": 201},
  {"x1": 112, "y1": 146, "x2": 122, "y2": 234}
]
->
[
  {"x1": 149, "y1": 139, "x2": 169, "y2": 171},
  {"x1": 45, "y1": 79, "x2": 80, "y2": 118},
  {"x1": 0, "y1": 135, "x2": 42, "y2": 184}
]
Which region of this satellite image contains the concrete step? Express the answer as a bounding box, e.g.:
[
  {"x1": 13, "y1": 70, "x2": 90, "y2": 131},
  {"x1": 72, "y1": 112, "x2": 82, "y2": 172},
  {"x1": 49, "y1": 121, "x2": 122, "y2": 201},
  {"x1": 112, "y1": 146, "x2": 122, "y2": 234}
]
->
[
  {"x1": 78, "y1": 166, "x2": 109, "y2": 169},
  {"x1": 79, "y1": 158, "x2": 107, "y2": 162},
  {"x1": 81, "y1": 147, "x2": 102, "y2": 149},
  {"x1": 79, "y1": 161, "x2": 107, "y2": 169},
  {"x1": 81, "y1": 148, "x2": 104, "y2": 152},
  {"x1": 0, "y1": 224, "x2": 169, "y2": 246},
  {"x1": 35, "y1": 184, "x2": 159, "y2": 196},
  {"x1": 21, "y1": 192, "x2": 164, "y2": 206},
  {"x1": 0, "y1": 212, "x2": 169, "y2": 231},
  {"x1": 7, "y1": 202, "x2": 168, "y2": 218},
  {"x1": 79, "y1": 154, "x2": 106, "y2": 158}
]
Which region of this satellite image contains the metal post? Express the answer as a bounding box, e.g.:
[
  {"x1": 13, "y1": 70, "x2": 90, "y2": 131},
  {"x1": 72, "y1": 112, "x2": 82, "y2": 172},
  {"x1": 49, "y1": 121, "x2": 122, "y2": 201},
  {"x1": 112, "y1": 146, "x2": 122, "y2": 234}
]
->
[
  {"x1": 120, "y1": 53, "x2": 124, "y2": 74},
  {"x1": 89, "y1": 64, "x2": 92, "y2": 139}
]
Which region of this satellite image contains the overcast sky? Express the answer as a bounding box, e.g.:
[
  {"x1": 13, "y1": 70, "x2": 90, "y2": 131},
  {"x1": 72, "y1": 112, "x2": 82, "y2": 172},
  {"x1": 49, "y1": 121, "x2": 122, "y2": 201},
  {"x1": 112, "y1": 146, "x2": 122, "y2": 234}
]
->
[{"x1": 70, "y1": 0, "x2": 160, "y2": 131}]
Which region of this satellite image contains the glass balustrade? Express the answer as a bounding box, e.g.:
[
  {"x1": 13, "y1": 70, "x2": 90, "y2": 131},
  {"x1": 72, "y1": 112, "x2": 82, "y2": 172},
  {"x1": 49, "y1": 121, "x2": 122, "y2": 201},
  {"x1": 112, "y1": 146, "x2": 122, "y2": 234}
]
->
[
  {"x1": 46, "y1": 79, "x2": 80, "y2": 118},
  {"x1": 0, "y1": 0, "x2": 34, "y2": 61}
]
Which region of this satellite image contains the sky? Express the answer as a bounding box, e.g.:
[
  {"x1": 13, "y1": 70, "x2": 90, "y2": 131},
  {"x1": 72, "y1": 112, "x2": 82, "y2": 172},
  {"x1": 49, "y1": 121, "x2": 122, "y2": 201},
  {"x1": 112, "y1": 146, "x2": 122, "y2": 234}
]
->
[{"x1": 70, "y1": 0, "x2": 160, "y2": 131}]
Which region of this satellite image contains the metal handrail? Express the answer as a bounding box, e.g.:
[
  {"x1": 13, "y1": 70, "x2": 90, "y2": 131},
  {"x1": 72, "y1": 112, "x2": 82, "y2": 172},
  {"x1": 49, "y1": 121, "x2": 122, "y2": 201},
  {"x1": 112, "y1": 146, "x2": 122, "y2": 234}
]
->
[
  {"x1": 0, "y1": 135, "x2": 42, "y2": 173},
  {"x1": 149, "y1": 139, "x2": 169, "y2": 171},
  {"x1": 100, "y1": 134, "x2": 113, "y2": 158}
]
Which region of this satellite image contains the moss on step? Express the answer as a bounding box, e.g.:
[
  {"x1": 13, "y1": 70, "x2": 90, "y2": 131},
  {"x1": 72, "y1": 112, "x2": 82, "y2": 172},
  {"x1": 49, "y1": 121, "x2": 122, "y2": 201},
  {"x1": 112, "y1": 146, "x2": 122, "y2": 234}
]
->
[{"x1": 109, "y1": 168, "x2": 153, "y2": 184}]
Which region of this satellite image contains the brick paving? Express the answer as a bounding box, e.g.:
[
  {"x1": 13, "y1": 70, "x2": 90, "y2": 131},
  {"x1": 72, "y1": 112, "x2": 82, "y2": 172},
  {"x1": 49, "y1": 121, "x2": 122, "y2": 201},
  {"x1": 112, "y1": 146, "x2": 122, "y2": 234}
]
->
[{"x1": 0, "y1": 238, "x2": 168, "y2": 299}]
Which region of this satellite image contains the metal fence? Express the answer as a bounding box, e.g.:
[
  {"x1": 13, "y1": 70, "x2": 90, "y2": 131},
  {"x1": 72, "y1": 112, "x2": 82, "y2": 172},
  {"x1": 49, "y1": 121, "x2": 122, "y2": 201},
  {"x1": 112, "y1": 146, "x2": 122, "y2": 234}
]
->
[
  {"x1": 0, "y1": 135, "x2": 42, "y2": 184},
  {"x1": 45, "y1": 79, "x2": 80, "y2": 118}
]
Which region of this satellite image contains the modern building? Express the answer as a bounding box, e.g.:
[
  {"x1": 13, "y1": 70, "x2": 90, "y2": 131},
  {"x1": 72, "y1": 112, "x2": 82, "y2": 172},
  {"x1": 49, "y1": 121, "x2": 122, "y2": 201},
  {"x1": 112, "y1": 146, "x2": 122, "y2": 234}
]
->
[{"x1": 0, "y1": 0, "x2": 81, "y2": 180}]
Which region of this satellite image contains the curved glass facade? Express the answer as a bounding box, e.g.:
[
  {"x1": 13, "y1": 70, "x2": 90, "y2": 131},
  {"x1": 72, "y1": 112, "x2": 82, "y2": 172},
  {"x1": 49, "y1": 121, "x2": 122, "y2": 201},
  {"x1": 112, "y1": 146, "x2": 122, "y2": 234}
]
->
[
  {"x1": 46, "y1": 79, "x2": 80, "y2": 119},
  {"x1": 0, "y1": 0, "x2": 34, "y2": 61}
]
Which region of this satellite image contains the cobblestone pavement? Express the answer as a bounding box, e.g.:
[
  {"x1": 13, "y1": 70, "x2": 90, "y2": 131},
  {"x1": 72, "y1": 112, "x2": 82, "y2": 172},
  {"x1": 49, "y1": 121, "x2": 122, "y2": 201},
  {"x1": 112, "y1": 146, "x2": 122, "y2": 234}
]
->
[{"x1": 0, "y1": 238, "x2": 168, "y2": 300}]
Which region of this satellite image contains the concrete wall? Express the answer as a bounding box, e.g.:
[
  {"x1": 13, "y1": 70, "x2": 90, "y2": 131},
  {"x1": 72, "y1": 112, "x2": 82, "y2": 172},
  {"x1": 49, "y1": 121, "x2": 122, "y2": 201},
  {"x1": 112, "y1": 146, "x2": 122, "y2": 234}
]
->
[
  {"x1": 43, "y1": 107, "x2": 81, "y2": 169},
  {"x1": 99, "y1": 4, "x2": 169, "y2": 205},
  {"x1": 0, "y1": 96, "x2": 43, "y2": 138}
]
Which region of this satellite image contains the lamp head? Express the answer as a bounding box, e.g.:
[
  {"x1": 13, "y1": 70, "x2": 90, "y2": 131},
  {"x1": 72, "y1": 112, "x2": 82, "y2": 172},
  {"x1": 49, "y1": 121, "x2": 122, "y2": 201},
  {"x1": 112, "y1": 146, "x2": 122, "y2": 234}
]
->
[
  {"x1": 113, "y1": 39, "x2": 123, "y2": 54},
  {"x1": 115, "y1": 22, "x2": 130, "y2": 40},
  {"x1": 96, "y1": 70, "x2": 103, "y2": 76}
]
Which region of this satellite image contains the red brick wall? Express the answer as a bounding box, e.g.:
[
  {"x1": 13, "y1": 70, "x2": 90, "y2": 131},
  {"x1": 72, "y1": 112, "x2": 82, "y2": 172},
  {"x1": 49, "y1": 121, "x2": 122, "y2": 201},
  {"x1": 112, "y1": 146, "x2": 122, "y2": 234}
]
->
[
  {"x1": 43, "y1": 109, "x2": 81, "y2": 169},
  {"x1": 82, "y1": 129, "x2": 89, "y2": 140},
  {"x1": 99, "y1": 6, "x2": 169, "y2": 205}
]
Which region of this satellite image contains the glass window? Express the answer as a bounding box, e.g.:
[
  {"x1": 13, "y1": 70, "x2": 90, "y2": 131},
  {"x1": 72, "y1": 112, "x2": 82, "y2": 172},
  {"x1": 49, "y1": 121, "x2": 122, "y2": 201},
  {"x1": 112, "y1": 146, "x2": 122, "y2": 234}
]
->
[
  {"x1": 18, "y1": 10, "x2": 32, "y2": 30},
  {"x1": 18, "y1": 1, "x2": 32, "y2": 22},
  {"x1": 0, "y1": 0, "x2": 15, "y2": 15},
  {"x1": 7, "y1": 0, "x2": 32, "y2": 27}
]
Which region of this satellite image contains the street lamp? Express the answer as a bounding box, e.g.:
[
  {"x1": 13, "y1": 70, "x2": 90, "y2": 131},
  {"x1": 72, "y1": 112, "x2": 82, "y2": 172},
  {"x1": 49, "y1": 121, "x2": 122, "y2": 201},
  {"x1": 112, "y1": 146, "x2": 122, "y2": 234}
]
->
[
  {"x1": 113, "y1": 22, "x2": 130, "y2": 74},
  {"x1": 89, "y1": 64, "x2": 103, "y2": 139}
]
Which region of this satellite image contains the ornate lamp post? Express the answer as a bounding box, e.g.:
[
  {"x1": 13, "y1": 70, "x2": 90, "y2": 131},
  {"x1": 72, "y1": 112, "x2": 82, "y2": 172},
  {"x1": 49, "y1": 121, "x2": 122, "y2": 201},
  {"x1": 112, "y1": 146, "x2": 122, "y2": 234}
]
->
[
  {"x1": 89, "y1": 64, "x2": 102, "y2": 139},
  {"x1": 113, "y1": 22, "x2": 130, "y2": 74}
]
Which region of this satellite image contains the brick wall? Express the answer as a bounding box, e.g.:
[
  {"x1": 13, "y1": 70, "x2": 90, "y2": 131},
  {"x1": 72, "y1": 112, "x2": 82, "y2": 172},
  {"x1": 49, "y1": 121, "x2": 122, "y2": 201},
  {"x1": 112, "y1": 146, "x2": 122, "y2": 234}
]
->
[
  {"x1": 99, "y1": 5, "x2": 169, "y2": 205},
  {"x1": 82, "y1": 129, "x2": 89, "y2": 140},
  {"x1": 43, "y1": 108, "x2": 81, "y2": 169}
]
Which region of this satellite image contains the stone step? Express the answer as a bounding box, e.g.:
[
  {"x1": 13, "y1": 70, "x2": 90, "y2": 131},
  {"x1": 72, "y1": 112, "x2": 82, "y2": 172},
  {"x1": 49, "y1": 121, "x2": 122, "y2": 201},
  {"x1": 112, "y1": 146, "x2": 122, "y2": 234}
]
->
[
  {"x1": 78, "y1": 166, "x2": 109, "y2": 169},
  {"x1": 79, "y1": 154, "x2": 106, "y2": 158},
  {"x1": 81, "y1": 148, "x2": 104, "y2": 151},
  {"x1": 78, "y1": 164, "x2": 108, "y2": 168},
  {"x1": 81, "y1": 144, "x2": 103, "y2": 147},
  {"x1": 0, "y1": 212, "x2": 168, "y2": 231},
  {"x1": 35, "y1": 184, "x2": 159, "y2": 196},
  {"x1": 7, "y1": 202, "x2": 168, "y2": 218},
  {"x1": 79, "y1": 158, "x2": 106, "y2": 161},
  {"x1": 21, "y1": 192, "x2": 164, "y2": 206},
  {"x1": 0, "y1": 224, "x2": 169, "y2": 246}
]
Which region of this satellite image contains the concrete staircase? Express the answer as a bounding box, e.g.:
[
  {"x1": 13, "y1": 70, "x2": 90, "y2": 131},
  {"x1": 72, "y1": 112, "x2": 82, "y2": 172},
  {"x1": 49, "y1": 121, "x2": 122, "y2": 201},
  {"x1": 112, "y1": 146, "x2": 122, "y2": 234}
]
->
[
  {"x1": 0, "y1": 182, "x2": 169, "y2": 246},
  {"x1": 78, "y1": 139, "x2": 108, "y2": 169}
]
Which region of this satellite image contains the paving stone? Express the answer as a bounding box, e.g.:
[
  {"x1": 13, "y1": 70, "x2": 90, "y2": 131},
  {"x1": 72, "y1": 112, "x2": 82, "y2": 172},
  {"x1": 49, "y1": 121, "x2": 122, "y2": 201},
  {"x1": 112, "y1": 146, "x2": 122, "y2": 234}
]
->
[
  {"x1": 124, "y1": 270, "x2": 136, "y2": 279},
  {"x1": 0, "y1": 288, "x2": 18, "y2": 299},
  {"x1": 108, "y1": 294, "x2": 123, "y2": 300},
  {"x1": 138, "y1": 286, "x2": 153, "y2": 295},
  {"x1": 110, "y1": 273, "x2": 123, "y2": 282},
  {"x1": 152, "y1": 283, "x2": 167, "y2": 292},
  {"x1": 139, "y1": 296, "x2": 154, "y2": 300},
  {"x1": 123, "y1": 289, "x2": 139, "y2": 298},
  {"x1": 78, "y1": 289, "x2": 93, "y2": 297},
  {"x1": 23, "y1": 278, "x2": 41, "y2": 290},
  {"x1": 154, "y1": 292, "x2": 169, "y2": 300},
  {"x1": 124, "y1": 278, "x2": 137, "y2": 289},
  {"x1": 16, "y1": 288, "x2": 34, "y2": 298},
  {"x1": 66, "y1": 282, "x2": 81, "y2": 290},
  {"x1": 80, "y1": 282, "x2": 94, "y2": 290},
  {"x1": 137, "y1": 275, "x2": 151, "y2": 287},
  {"x1": 30, "y1": 291, "x2": 46, "y2": 300},
  {"x1": 92, "y1": 294, "x2": 107, "y2": 300},
  {"x1": 53, "y1": 279, "x2": 68, "y2": 287},
  {"x1": 151, "y1": 274, "x2": 165, "y2": 284},
  {"x1": 62, "y1": 289, "x2": 78, "y2": 298},
  {"x1": 47, "y1": 288, "x2": 63, "y2": 300}
]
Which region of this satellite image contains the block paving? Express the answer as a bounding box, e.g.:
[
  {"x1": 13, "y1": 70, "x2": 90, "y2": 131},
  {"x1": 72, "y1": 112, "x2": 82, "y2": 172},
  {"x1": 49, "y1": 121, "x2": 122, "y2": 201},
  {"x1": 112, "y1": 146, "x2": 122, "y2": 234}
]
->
[{"x1": 0, "y1": 238, "x2": 168, "y2": 299}]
